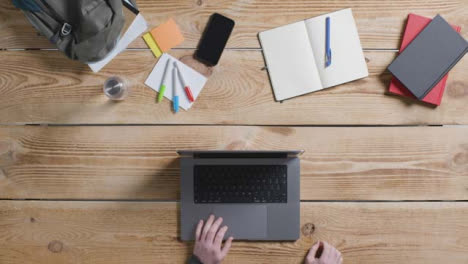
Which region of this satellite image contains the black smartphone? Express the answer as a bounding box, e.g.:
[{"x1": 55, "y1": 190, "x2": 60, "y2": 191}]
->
[{"x1": 195, "y1": 13, "x2": 235, "y2": 66}]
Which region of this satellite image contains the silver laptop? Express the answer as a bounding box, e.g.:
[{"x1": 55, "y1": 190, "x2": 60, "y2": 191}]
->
[{"x1": 179, "y1": 150, "x2": 302, "y2": 241}]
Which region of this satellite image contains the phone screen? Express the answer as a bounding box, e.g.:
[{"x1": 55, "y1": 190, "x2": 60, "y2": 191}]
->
[{"x1": 195, "y1": 13, "x2": 235, "y2": 66}]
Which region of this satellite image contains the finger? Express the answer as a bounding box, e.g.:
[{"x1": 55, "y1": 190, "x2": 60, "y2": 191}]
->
[
  {"x1": 332, "y1": 252, "x2": 342, "y2": 264},
  {"x1": 334, "y1": 251, "x2": 343, "y2": 263},
  {"x1": 206, "y1": 217, "x2": 223, "y2": 243},
  {"x1": 221, "y1": 236, "x2": 233, "y2": 257},
  {"x1": 306, "y1": 241, "x2": 320, "y2": 259},
  {"x1": 320, "y1": 242, "x2": 332, "y2": 260},
  {"x1": 201, "y1": 214, "x2": 215, "y2": 241},
  {"x1": 324, "y1": 242, "x2": 338, "y2": 263},
  {"x1": 195, "y1": 219, "x2": 204, "y2": 241},
  {"x1": 214, "y1": 226, "x2": 228, "y2": 248},
  {"x1": 315, "y1": 241, "x2": 324, "y2": 259},
  {"x1": 331, "y1": 251, "x2": 340, "y2": 263}
]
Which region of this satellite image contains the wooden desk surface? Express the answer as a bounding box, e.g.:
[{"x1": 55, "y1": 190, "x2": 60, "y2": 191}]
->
[{"x1": 0, "y1": 1, "x2": 467, "y2": 263}]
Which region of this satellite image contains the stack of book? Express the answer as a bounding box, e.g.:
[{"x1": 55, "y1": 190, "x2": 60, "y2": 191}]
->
[{"x1": 388, "y1": 14, "x2": 467, "y2": 106}]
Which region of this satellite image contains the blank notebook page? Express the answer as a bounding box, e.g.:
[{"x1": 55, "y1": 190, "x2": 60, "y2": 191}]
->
[
  {"x1": 259, "y1": 21, "x2": 322, "y2": 101},
  {"x1": 305, "y1": 8, "x2": 368, "y2": 89}
]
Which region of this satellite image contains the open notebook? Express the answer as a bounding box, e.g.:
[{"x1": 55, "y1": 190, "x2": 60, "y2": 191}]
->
[{"x1": 259, "y1": 8, "x2": 368, "y2": 101}]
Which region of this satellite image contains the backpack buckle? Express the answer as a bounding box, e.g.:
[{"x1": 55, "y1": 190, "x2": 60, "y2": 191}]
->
[{"x1": 61, "y1": 23, "x2": 72, "y2": 36}]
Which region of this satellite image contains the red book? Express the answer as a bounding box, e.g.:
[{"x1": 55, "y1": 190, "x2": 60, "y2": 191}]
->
[{"x1": 389, "y1": 14, "x2": 461, "y2": 105}]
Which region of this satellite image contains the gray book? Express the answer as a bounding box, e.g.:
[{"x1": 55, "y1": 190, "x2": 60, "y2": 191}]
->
[{"x1": 387, "y1": 15, "x2": 468, "y2": 100}]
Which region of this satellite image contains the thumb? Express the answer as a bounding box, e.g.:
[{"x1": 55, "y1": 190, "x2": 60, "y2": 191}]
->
[{"x1": 306, "y1": 241, "x2": 321, "y2": 259}]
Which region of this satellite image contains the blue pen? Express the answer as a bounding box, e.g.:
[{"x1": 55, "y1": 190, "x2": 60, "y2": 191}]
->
[
  {"x1": 325, "y1": 16, "x2": 332, "y2": 67},
  {"x1": 172, "y1": 67, "x2": 179, "y2": 113}
]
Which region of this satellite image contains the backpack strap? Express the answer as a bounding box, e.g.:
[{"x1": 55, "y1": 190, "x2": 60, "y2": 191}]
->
[
  {"x1": 12, "y1": 0, "x2": 41, "y2": 12},
  {"x1": 122, "y1": 0, "x2": 138, "y2": 14}
]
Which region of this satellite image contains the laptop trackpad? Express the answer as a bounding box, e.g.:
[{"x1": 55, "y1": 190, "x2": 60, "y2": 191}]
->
[{"x1": 210, "y1": 205, "x2": 267, "y2": 240}]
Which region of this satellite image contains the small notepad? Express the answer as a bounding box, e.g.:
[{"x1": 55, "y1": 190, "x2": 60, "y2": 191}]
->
[
  {"x1": 150, "y1": 18, "x2": 184, "y2": 52},
  {"x1": 143, "y1": 33, "x2": 162, "y2": 57},
  {"x1": 145, "y1": 53, "x2": 207, "y2": 110}
]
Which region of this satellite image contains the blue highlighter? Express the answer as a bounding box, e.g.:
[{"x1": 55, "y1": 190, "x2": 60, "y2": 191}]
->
[{"x1": 172, "y1": 67, "x2": 179, "y2": 113}]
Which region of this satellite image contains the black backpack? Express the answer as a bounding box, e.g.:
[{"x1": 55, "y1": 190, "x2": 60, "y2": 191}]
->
[{"x1": 13, "y1": 0, "x2": 136, "y2": 63}]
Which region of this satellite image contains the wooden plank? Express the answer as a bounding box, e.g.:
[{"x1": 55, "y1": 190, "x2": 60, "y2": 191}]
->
[
  {"x1": 1, "y1": 126, "x2": 467, "y2": 200},
  {"x1": 0, "y1": 201, "x2": 467, "y2": 264},
  {"x1": 0, "y1": 50, "x2": 467, "y2": 125},
  {"x1": 0, "y1": 0, "x2": 467, "y2": 49}
]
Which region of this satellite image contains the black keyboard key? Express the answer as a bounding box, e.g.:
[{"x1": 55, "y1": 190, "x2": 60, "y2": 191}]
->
[{"x1": 194, "y1": 165, "x2": 287, "y2": 203}]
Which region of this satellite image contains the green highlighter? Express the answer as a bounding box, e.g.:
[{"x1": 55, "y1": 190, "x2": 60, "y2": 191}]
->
[{"x1": 157, "y1": 59, "x2": 171, "y2": 102}]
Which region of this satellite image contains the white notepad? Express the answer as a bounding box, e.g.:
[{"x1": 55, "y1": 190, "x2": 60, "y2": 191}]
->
[
  {"x1": 259, "y1": 8, "x2": 368, "y2": 101},
  {"x1": 145, "y1": 53, "x2": 208, "y2": 110}
]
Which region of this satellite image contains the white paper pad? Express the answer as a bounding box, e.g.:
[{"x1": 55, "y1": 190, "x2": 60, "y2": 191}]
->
[{"x1": 145, "y1": 53, "x2": 208, "y2": 110}]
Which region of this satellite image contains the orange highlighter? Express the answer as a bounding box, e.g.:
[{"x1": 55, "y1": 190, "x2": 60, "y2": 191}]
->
[{"x1": 173, "y1": 62, "x2": 195, "y2": 102}]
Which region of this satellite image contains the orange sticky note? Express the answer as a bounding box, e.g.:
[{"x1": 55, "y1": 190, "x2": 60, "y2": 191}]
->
[{"x1": 150, "y1": 18, "x2": 184, "y2": 52}]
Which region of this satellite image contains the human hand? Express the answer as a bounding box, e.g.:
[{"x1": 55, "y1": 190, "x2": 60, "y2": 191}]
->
[
  {"x1": 305, "y1": 241, "x2": 343, "y2": 264},
  {"x1": 193, "y1": 215, "x2": 233, "y2": 264}
]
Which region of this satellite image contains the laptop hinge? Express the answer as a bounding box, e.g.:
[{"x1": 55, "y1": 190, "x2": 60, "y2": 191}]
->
[{"x1": 193, "y1": 152, "x2": 288, "y2": 159}]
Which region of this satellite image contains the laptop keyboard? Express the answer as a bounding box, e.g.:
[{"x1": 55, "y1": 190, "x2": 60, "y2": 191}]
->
[{"x1": 193, "y1": 165, "x2": 287, "y2": 203}]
